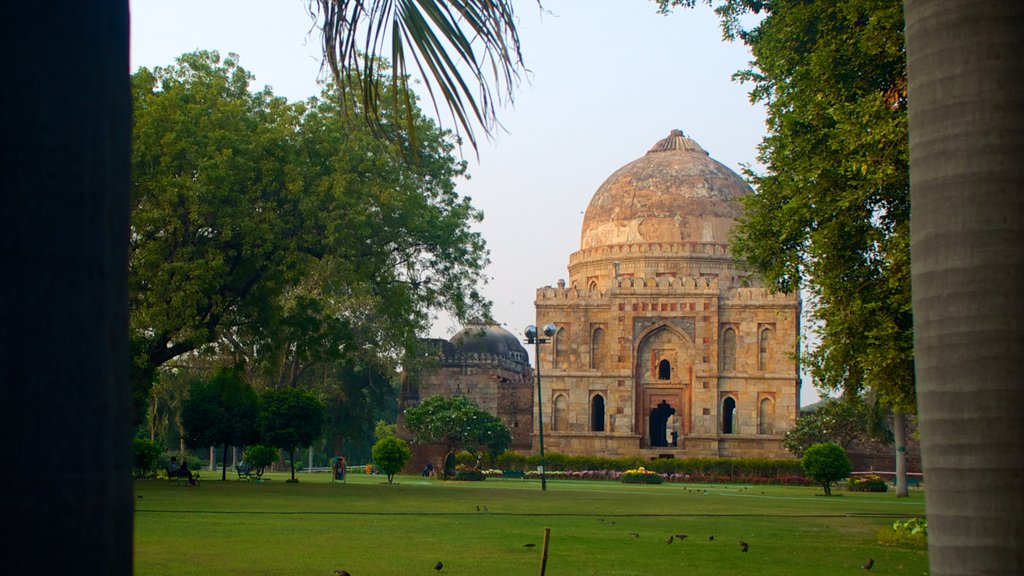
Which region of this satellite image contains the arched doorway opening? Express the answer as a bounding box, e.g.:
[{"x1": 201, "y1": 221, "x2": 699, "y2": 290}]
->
[
  {"x1": 648, "y1": 400, "x2": 676, "y2": 447},
  {"x1": 722, "y1": 397, "x2": 737, "y2": 434},
  {"x1": 591, "y1": 394, "x2": 605, "y2": 432}
]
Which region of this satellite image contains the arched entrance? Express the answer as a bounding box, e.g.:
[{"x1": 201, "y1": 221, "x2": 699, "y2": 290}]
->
[
  {"x1": 722, "y1": 397, "x2": 737, "y2": 434},
  {"x1": 648, "y1": 400, "x2": 676, "y2": 447}
]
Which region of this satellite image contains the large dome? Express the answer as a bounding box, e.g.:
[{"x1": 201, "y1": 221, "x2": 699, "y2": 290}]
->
[
  {"x1": 450, "y1": 323, "x2": 529, "y2": 364},
  {"x1": 580, "y1": 130, "x2": 752, "y2": 250}
]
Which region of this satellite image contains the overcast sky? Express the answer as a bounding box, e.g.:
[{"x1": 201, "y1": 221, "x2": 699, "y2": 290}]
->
[{"x1": 131, "y1": 0, "x2": 819, "y2": 406}]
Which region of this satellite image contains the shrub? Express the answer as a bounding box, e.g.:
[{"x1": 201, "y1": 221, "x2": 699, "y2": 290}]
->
[
  {"x1": 242, "y1": 444, "x2": 276, "y2": 477},
  {"x1": 495, "y1": 451, "x2": 526, "y2": 471},
  {"x1": 371, "y1": 436, "x2": 411, "y2": 484},
  {"x1": 133, "y1": 438, "x2": 163, "y2": 479},
  {"x1": 848, "y1": 474, "x2": 888, "y2": 492},
  {"x1": 620, "y1": 467, "x2": 664, "y2": 484},
  {"x1": 801, "y1": 442, "x2": 853, "y2": 496},
  {"x1": 877, "y1": 518, "x2": 927, "y2": 549},
  {"x1": 453, "y1": 464, "x2": 485, "y2": 481}
]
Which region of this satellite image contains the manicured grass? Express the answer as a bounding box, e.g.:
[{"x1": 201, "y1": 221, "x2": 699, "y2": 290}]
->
[{"x1": 135, "y1": 472, "x2": 928, "y2": 575}]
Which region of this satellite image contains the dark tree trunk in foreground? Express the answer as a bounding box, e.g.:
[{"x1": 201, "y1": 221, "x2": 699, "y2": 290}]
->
[
  {"x1": 1, "y1": 2, "x2": 133, "y2": 574},
  {"x1": 907, "y1": 1, "x2": 1024, "y2": 572}
]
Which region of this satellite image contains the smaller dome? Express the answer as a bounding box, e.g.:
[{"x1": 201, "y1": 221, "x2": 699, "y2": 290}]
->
[{"x1": 450, "y1": 323, "x2": 529, "y2": 364}]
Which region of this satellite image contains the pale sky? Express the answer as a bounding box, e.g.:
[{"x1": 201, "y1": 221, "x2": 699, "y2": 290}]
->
[{"x1": 130, "y1": 0, "x2": 819, "y2": 406}]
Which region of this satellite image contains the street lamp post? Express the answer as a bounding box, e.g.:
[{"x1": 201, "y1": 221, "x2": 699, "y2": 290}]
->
[{"x1": 525, "y1": 322, "x2": 557, "y2": 491}]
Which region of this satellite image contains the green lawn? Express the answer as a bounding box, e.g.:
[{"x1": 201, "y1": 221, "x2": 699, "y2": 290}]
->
[{"x1": 135, "y1": 472, "x2": 928, "y2": 575}]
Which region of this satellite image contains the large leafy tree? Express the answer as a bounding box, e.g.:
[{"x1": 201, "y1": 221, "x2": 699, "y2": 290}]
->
[
  {"x1": 179, "y1": 368, "x2": 261, "y2": 480},
  {"x1": 130, "y1": 51, "x2": 490, "y2": 423},
  {"x1": 660, "y1": 0, "x2": 914, "y2": 492},
  {"x1": 258, "y1": 387, "x2": 328, "y2": 482},
  {"x1": 403, "y1": 394, "x2": 512, "y2": 456}
]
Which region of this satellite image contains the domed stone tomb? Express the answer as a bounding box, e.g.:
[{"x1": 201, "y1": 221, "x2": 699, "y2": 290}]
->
[{"x1": 532, "y1": 130, "x2": 801, "y2": 460}]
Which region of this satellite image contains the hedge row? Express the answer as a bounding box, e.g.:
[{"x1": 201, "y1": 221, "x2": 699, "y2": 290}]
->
[{"x1": 494, "y1": 451, "x2": 804, "y2": 482}]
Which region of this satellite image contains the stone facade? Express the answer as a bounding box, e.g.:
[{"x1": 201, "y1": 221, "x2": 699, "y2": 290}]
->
[
  {"x1": 399, "y1": 326, "x2": 535, "y2": 470},
  {"x1": 531, "y1": 130, "x2": 801, "y2": 460}
]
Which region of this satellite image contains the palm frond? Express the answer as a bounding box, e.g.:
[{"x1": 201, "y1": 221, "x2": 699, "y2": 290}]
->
[{"x1": 312, "y1": 0, "x2": 529, "y2": 153}]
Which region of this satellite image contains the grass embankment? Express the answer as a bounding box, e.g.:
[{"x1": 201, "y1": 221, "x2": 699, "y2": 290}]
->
[{"x1": 135, "y1": 472, "x2": 928, "y2": 575}]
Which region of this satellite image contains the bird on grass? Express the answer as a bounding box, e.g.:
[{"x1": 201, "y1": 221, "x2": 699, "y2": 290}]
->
[
  {"x1": 523, "y1": 543, "x2": 536, "y2": 548},
  {"x1": 334, "y1": 570, "x2": 350, "y2": 576},
  {"x1": 862, "y1": 558, "x2": 874, "y2": 570},
  {"x1": 708, "y1": 535, "x2": 715, "y2": 541},
  {"x1": 675, "y1": 534, "x2": 688, "y2": 541},
  {"x1": 738, "y1": 541, "x2": 749, "y2": 553},
  {"x1": 434, "y1": 561, "x2": 444, "y2": 571},
  {"x1": 665, "y1": 536, "x2": 674, "y2": 545},
  {"x1": 629, "y1": 532, "x2": 640, "y2": 538}
]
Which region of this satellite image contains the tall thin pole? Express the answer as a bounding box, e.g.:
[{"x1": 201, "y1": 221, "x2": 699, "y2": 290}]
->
[{"x1": 535, "y1": 338, "x2": 547, "y2": 491}]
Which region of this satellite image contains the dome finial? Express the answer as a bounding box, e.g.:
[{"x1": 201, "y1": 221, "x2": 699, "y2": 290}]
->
[{"x1": 647, "y1": 129, "x2": 708, "y2": 155}]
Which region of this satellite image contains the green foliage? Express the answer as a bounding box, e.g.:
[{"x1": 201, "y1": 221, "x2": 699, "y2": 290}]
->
[
  {"x1": 847, "y1": 474, "x2": 888, "y2": 493},
  {"x1": 403, "y1": 395, "x2": 512, "y2": 455},
  {"x1": 801, "y1": 442, "x2": 853, "y2": 496},
  {"x1": 242, "y1": 444, "x2": 277, "y2": 477},
  {"x1": 371, "y1": 435, "x2": 412, "y2": 484},
  {"x1": 259, "y1": 387, "x2": 327, "y2": 481},
  {"x1": 877, "y1": 518, "x2": 928, "y2": 549},
  {"x1": 784, "y1": 398, "x2": 892, "y2": 456},
  {"x1": 129, "y1": 50, "x2": 490, "y2": 421},
  {"x1": 452, "y1": 466, "x2": 486, "y2": 481},
  {"x1": 180, "y1": 368, "x2": 260, "y2": 479},
  {"x1": 374, "y1": 420, "x2": 397, "y2": 440},
  {"x1": 132, "y1": 438, "x2": 164, "y2": 479},
  {"x1": 661, "y1": 0, "x2": 914, "y2": 412}
]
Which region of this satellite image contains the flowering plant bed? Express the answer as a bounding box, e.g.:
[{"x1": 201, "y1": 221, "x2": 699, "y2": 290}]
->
[
  {"x1": 620, "y1": 467, "x2": 664, "y2": 484},
  {"x1": 847, "y1": 474, "x2": 888, "y2": 492}
]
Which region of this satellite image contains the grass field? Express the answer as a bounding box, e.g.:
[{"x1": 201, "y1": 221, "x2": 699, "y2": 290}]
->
[{"x1": 134, "y1": 472, "x2": 928, "y2": 576}]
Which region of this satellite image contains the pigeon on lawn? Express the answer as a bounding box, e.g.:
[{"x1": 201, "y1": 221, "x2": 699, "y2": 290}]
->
[
  {"x1": 334, "y1": 570, "x2": 351, "y2": 576},
  {"x1": 434, "y1": 561, "x2": 444, "y2": 571},
  {"x1": 675, "y1": 534, "x2": 688, "y2": 541},
  {"x1": 665, "y1": 536, "x2": 674, "y2": 545},
  {"x1": 738, "y1": 541, "x2": 749, "y2": 553},
  {"x1": 523, "y1": 543, "x2": 536, "y2": 548},
  {"x1": 708, "y1": 535, "x2": 715, "y2": 541},
  {"x1": 862, "y1": 558, "x2": 874, "y2": 570},
  {"x1": 629, "y1": 532, "x2": 640, "y2": 538}
]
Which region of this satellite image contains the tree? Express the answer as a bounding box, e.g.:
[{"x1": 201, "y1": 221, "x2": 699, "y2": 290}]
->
[
  {"x1": 905, "y1": 2, "x2": 1024, "y2": 573},
  {"x1": 180, "y1": 368, "x2": 261, "y2": 480},
  {"x1": 130, "y1": 51, "x2": 491, "y2": 424},
  {"x1": 660, "y1": 0, "x2": 915, "y2": 496},
  {"x1": 403, "y1": 395, "x2": 512, "y2": 456},
  {"x1": 371, "y1": 435, "x2": 412, "y2": 483},
  {"x1": 242, "y1": 444, "x2": 277, "y2": 479},
  {"x1": 801, "y1": 442, "x2": 853, "y2": 496},
  {"x1": 311, "y1": 0, "x2": 530, "y2": 152},
  {"x1": 783, "y1": 398, "x2": 891, "y2": 457},
  {"x1": 258, "y1": 387, "x2": 327, "y2": 482}
]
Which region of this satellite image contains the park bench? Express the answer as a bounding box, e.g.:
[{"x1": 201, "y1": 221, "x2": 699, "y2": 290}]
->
[
  {"x1": 166, "y1": 465, "x2": 199, "y2": 485},
  {"x1": 236, "y1": 461, "x2": 262, "y2": 480},
  {"x1": 501, "y1": 470, "x2": 526, "y2": 479}
]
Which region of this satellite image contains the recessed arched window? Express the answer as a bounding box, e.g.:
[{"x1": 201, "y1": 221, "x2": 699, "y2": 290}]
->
[
  {"x1": 658, "y1": 359, "x2": 671, "y2": 380},
  {"x1": 722, "y1": 397, "x2": 737, "y2": 434},
  {"x1": 588, "y1": 280, "x2": 598, "y2": 293},
  {"x1": 759, "y1": 327, "x2": 773, "y2": 372},
  {"x1": 590, "y1": 327, "x2": 604, "y2": 370},
  {"x1": 590, "y1": 394, "x2": 605, "y2": 432},
  {"x1": 554, "y1": 327, "x2": 569, "y2": 369},
  {"x1": 552, "y1": 394, "x2": 569, "y2": 432},
  {"x1": 758, "y1": 398, "x2": 775, "y2": 435},
  {"x1": 721, "y1": 327, "x2": 737, "y2": 371}
]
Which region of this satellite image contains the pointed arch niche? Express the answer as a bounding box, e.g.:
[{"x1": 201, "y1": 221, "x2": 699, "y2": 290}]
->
[
  {"x1": 552, "y1": 394, "x2": 569, "y2": 432},
  {"x1": 634, "y1": 324, "x2": 694, "y2": 446},
  {"x1": 590, "y1": 394, "x2": 606, "y2": 432}
]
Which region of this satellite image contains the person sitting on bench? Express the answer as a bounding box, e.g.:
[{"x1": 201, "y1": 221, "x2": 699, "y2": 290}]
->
[{"x1": 168, "y1": 456, "x2": 198, "y2": 485}]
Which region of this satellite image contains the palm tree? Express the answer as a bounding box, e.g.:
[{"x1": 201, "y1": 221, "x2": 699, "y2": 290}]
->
[
  {"x1": 310, "y1": 0, "x2": 529, "y2": 152},
  {"x1": 905, "y1": 1, "x2": 1024, "y2": 573}
]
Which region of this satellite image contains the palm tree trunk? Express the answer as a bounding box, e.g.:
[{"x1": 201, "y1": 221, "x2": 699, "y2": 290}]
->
[
  {"x1": 893, "y1": 411, "x2": 908, "y2": 498},
  {"x1": 4, "y1": 3, "x2": 133, "y2": 574},
  {"x1": 906, "y1": 1, "x2": 1024, "y2": 573}
]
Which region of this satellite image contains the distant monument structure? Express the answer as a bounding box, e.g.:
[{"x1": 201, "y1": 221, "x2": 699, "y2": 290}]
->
[{"x1": 400, "y1": 130, "x2": 800, "y2": 463}]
